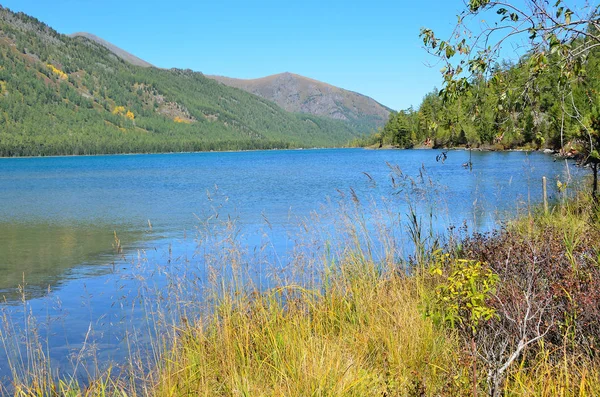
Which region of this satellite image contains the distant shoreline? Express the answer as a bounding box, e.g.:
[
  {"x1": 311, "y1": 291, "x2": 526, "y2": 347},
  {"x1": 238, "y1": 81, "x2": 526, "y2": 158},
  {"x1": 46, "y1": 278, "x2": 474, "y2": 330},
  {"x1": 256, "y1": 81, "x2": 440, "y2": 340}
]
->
[
  {"x1": 364, "y1": 143, "x2": 551, "y2": 152},
  {"x1": 363, "y1": 143, "x2": 571, "y2": 155},
  {"x1": 0, "y1": 145, "x2": 578, "y2": 161},
  {"x1": 0, "y1": 146, "x2": 360, "y2": 160}
]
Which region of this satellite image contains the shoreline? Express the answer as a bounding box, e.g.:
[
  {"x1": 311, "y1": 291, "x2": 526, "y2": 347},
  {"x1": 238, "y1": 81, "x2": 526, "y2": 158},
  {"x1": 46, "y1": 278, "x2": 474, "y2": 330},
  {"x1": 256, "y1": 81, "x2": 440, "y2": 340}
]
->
[
  {"x1": 364, "y1": 144, "x2": 588, "y2": 161},
  {"x1": 0, "y1": 146, "x2": 361, "y2": 160},
  {"x1": 364, "y1": 143, "x2": 554, "y2": 152},
  {"x1": 0, "y1": 145, "x2": 571, "y2": 160}
]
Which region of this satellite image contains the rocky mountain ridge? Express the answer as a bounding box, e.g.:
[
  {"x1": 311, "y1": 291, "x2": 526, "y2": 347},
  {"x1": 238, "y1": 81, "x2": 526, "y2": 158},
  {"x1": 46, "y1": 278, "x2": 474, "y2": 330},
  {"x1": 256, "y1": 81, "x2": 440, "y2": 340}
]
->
[{"x1": 208, "y1": 72, "x2": 392, "y2": 131}]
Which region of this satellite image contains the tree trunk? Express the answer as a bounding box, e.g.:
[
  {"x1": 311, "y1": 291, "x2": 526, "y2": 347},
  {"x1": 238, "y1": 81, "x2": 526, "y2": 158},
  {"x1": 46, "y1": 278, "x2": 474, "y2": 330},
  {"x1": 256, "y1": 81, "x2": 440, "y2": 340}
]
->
[
  {"x1": 593, "y1": 162, "x2": 598, "y2": 206},
  {"x1": 472, "y1": 336, "x2": 478, "y2": 397}
]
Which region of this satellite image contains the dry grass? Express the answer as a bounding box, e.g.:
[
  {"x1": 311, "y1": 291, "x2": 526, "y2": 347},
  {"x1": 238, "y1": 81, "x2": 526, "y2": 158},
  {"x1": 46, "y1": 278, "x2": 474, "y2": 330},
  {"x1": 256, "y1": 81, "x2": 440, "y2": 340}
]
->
[
  {"x1": 504, "y1": 350, "x2": 600, "y2": 396},
  {"x1": 154, "y1": 259, "x2": 461, "y2": 396}
]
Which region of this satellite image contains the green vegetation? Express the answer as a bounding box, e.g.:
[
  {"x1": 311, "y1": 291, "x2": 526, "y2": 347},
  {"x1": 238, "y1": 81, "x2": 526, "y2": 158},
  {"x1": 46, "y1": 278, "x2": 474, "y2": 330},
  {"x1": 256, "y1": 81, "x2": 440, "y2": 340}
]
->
[
  {"x1": 359, "y1": 49, "x2": 600, "y2": 151},
  {"x1": 0, "y1": 7, "x2": 364, "y2": 157},
  {"x1": 359, "y1": 1, "x2": 600, "y2": 157}
]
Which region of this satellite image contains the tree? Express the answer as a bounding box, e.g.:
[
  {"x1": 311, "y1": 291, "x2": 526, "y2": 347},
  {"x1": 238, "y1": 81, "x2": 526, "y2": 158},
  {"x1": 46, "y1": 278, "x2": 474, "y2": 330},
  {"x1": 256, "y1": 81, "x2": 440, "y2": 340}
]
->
[
  {"x1": 421, "y1": 0, "x2": 600, "y2": 200},
  {"x1": 382, "y1": 110, "x2": 414, "y2": 147}
]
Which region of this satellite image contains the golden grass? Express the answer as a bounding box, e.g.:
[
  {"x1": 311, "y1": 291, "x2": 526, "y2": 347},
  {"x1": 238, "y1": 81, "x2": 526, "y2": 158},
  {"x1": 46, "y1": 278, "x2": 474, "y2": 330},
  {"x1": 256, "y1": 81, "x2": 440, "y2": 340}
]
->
[
  {"x1": 504, "y1": 351, "x2": 600, "y2": 397},
  {"x1": 154, "y1": 259, "x2": 462, "y2": 396}
]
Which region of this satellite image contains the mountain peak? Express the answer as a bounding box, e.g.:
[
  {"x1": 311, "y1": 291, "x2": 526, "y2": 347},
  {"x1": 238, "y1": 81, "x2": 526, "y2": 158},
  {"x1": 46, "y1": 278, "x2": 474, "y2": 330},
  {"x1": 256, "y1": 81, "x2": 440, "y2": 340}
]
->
[
  {"x1": 69, "y1": 32, "x2": 153, "y2": 68},
  {"x1": 207, "y1": 73, "x2": 391, "y2": 130}
]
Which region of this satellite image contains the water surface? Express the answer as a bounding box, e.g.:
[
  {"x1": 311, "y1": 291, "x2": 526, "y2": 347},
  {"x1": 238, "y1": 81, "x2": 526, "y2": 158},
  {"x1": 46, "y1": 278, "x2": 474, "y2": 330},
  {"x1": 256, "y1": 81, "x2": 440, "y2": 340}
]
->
[{"x1": 0, "y1": 148, "x2": 581, "y2": 379}]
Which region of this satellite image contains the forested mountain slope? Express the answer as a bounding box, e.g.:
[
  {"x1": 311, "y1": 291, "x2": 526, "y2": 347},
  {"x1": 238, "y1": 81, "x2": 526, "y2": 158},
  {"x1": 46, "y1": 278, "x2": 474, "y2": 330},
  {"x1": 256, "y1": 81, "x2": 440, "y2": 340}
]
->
[
  {"x1": 209, "y1": 72, "x2": 392, "y2": 132},
  {"x1": 0, "y1": 7, "x2": 362, "y2": 156}
]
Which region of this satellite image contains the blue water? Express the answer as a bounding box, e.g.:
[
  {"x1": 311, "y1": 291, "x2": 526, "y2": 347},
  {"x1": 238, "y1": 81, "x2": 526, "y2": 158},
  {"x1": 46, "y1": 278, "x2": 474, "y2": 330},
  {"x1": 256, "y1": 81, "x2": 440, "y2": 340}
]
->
[{"x1": 0, "y1": 148, "x2": 582, "y2": 381}]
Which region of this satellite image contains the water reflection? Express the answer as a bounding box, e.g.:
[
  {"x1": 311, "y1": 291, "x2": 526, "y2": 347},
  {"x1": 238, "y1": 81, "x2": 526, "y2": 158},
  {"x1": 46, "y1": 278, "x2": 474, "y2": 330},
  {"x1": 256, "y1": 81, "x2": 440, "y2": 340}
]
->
[{"x1": 0, "y1": 222, "x2": 148, "y2": 301}]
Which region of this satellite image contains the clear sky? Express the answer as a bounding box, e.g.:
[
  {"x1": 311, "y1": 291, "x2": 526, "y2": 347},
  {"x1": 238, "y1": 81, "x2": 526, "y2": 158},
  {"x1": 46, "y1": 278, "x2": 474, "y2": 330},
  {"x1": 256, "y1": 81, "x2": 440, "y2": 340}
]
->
[{"x1": 1, "y1": 0, "x2": 467, "y2": 111}]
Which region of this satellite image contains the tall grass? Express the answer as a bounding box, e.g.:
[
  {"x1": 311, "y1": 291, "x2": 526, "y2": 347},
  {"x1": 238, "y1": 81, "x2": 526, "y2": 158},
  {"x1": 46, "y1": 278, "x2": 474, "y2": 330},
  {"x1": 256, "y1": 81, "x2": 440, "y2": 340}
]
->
[{"x1": 154, "y1": 260, "x2": 461, "y2": 396}]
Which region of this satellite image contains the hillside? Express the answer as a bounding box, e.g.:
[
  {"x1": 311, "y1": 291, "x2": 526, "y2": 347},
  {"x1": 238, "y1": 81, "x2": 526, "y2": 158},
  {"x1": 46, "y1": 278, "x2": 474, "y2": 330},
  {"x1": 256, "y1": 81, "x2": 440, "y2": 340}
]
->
[
  {"x1": 0, "y1": 7, "x2": 363, "y2": 156},
  {"x1": 208, "y1": 72, "x2": 392, "y2": 131},
  {"x1": 62, "y1": 35, "x2": 391, "y2": 132},
  {"x1": 69, "y1": 32, "x2": 153, "y2": 68}
]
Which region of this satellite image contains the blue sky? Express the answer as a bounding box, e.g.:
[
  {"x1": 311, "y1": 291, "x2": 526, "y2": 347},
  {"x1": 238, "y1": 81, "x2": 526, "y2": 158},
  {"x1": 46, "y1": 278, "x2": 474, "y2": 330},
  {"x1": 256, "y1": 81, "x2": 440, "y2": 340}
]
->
[{"x1": 2, "y1": 0, "x2": 467, "y2": 110}]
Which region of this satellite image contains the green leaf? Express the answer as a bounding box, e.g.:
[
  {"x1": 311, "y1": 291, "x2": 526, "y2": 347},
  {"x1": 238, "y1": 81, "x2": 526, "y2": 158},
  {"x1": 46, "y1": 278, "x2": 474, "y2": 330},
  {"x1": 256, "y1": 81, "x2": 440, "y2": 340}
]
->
[
  {"x1": 565, "y1": 9, "x2": 572, "y2": 24},
  {"x1": 528, "y1": 28, "x2": 537, "y2": 40}
]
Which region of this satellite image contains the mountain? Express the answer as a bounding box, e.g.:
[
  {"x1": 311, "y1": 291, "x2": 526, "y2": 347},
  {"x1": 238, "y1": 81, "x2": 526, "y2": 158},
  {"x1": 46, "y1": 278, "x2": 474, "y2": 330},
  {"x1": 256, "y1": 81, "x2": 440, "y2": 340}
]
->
[
  {"x1": 69, "y1": 32, "x2": 153, "y2": 68},
  {"x1": 0, "y1": 7, "x2": 364, "y2": 156},
  {"x1": 65, "y1": 34, "x2": 391, "y2": 132},
  {"x1": 208, "y1": 72, "x2": 392, "y2": 131}
]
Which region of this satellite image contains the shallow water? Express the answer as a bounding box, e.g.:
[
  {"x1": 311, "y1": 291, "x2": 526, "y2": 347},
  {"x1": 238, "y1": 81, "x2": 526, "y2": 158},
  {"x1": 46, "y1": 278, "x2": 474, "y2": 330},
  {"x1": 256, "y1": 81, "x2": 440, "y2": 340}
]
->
[{"x1": 0, "y1": 148, "x2": 582, "y2": 380}]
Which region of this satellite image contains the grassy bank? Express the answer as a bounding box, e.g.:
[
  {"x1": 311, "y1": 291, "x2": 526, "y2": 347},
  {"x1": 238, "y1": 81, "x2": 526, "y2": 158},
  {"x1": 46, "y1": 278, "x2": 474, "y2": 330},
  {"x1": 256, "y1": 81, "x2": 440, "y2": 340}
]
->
[{"x1": 4, "y1": 189, "x2": 600, "y2": 396}]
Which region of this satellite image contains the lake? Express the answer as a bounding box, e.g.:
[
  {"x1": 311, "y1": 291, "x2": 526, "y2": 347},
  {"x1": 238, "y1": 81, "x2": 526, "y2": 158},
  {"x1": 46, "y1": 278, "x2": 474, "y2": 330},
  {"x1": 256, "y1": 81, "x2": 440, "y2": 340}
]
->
[{"x1": 0, "y1": 148, "x2": 582, "y2": 380}]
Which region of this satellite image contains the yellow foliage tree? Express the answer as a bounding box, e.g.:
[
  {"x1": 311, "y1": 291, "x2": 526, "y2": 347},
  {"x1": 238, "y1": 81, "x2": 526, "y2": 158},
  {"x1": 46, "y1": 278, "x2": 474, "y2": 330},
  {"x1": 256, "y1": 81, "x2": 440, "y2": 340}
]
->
[
  {"x1": 112, "y1": 106, "x2": 126, "y2": 115},
  {"x1": 174, "y1": 116, "x2": 191, "y2": 124},
  {"x1": 125, "y1": 110, "x2": 135, "y2": 120},
  {"x1": 47, "y1": 64, "x2": 68, "y2": 80}
]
